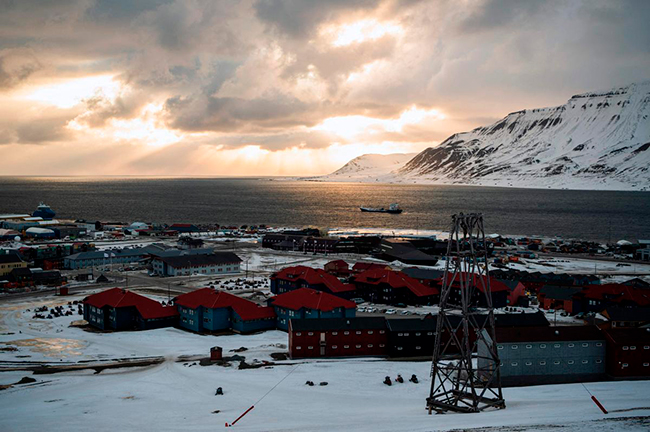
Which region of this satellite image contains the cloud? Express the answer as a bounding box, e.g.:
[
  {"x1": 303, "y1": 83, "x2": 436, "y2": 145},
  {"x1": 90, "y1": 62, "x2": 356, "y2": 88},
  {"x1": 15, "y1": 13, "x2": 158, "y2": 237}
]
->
[{"x1": 0, "y1": 50, "x2": 42, "y2": 89}]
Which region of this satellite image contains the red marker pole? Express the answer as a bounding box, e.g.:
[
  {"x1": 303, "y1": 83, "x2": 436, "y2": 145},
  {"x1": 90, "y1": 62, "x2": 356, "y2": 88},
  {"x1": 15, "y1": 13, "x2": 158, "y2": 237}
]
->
[
  {"x1": 226, "y1": 405, "x2": 255, "y2": 427},
  {"x1": 591, "y1": 396, "x2": 608, "y2": 414}
]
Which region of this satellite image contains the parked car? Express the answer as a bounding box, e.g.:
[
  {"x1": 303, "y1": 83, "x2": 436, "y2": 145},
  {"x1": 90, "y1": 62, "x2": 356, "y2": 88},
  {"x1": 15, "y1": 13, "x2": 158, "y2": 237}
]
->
[
  {"x1": 386, "y1": 309, "x2": 396, "y2": 315},
  {"x1": 357, "y1": 307, "x2": 366, "y2": 313},
  {"x1": 351, "y1": 298, "x2": 365, "y2": 305}
]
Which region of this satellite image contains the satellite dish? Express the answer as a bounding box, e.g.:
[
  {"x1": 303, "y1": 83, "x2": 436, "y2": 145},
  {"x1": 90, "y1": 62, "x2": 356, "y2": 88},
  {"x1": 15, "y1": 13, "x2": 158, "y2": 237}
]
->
[{"x1": 14, "y1": 236, "x2": 20, "y2": 242}]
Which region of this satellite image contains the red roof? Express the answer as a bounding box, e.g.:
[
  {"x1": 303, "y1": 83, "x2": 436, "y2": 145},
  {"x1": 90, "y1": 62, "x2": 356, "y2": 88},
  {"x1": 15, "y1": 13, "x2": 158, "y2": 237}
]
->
[
  {"x1": 353, "y1": 269, "x2": 439, "y2": 297},
  {"x1": 325, "y1": 260, "x2": 349, "y2": 269},
  {"x1": 170, "y1": 223, "x2": 195, "y2": 228},
  {"x1": 270, "y1": 288, "x2": 356, "y2": 312},
  {"x1": 175, "y1": 288, "x2": 276, "y2": 321},
  {"x1": 272, "y1": 266, "x2": 356, "y2": 293},
  {"x1": 84, "y1": 288, "x2": 178, "y2": 320},
  {"x1": 577, "y1": 284, "x2": 650, "y2": 307}
]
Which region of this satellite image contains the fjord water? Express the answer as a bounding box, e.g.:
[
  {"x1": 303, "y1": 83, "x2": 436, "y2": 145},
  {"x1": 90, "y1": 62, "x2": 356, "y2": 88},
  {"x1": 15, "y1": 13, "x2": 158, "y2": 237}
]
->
[{"x1": 0, "y1": 177, "x2": 648, "y2": 242}]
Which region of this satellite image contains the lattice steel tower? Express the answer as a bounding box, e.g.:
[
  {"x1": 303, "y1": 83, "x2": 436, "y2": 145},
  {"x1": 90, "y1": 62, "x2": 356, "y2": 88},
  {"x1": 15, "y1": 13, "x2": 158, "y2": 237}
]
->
[{"x1": 426, "y1": 213, "x2": 505, "y2": 414}]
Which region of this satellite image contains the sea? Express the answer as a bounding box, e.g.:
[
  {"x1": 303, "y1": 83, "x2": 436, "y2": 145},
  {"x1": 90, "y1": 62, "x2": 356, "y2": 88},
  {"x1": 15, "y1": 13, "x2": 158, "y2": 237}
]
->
[{"x1": 0, "y1": 177, "x2": 648, "y2": 242}]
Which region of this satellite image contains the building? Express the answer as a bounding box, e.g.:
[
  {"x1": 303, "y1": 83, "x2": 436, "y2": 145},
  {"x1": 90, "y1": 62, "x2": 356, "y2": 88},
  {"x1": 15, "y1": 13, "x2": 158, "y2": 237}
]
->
[
  {"x1": 175, "y1": 288, "x2": 276, "y2": 334},
  {"x1": 323, "y1": 260, "x2": 351, "y2": 277},
  {"x1": 601, "y1": 307, "x2": 650, "y2": 328},
  {"x1": 400, "y1": 267, "x2": 444, "y2": 286},
  {"x1": 334, "y1": 236, "x2": 381, "y2": 254},
  {"x1": 572, "y1": 284, "x2": 650, "y2": 314},
  {"x1": 351, "y1": 262, "x2": 389, "y2": 274},
  {"x1": 288, "y1": 317, "x2": 388, "y2": 359},
  {"x1": 64, "y1": 245, "x2": 163, "y2": 269},
  {"x1": 151, "y1": 252, "x2": 241, "y2": 277},
  {"x1": 269, "y1": 288, "x2": 356, "y2": 331},
  {"x1": 386, "y1": 317, "x2": 437, "y2": 358},
  {"x1": 439, "y1": 273, "x2": 510, "y2": 308},
  {"x1": 602, "y1": 328, "x2": 650, "y2": 379},
  {"x1": 270, "y1": 266, "x2": 356, "y2": 298},
  {"x1": 352, "y1": 268, "x2": 439, "y2": 305},
  {"x1": 478, "y1": 325, "x2": 606, "y2": 386},
  {"x1": 169, "y1": 223, "x2": 200, "y2": 233},
  {"x1": 83, "y1": 288, "x2": 179, "y2": 331},
  {"x1": 374, "y1": 240, "x2": 439, "y2": 266},
  {"x1": 9, "y1": 268, "x2": 65, "y2": 287},
  {"x1": 0, "y1": 253, "x2": 27, "y2": 276},
  {"x1": 538, "y1": 285, "x2": 582, "y2": 314}
]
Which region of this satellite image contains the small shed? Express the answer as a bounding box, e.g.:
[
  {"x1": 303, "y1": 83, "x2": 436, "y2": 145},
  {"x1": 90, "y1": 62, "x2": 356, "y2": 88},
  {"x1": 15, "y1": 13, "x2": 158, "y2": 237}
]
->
[
  {"x1": 210, "y1": 346, "x2": 223, "y2": 361},
  {"x1": 58, "y1": 286, "x2": 69, "y2": 296}
]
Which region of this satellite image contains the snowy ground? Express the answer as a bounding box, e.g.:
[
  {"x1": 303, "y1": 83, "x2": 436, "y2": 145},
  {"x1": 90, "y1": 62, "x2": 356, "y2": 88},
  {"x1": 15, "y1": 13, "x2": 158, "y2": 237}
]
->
[{"x1": 1, "y1": 294, "x2": 650, "y2": 432}]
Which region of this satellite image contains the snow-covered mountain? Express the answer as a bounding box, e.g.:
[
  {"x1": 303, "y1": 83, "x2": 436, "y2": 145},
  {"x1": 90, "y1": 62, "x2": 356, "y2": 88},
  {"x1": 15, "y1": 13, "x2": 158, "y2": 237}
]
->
[
  {"x1": 316, "y1": 153, "x2": 416, "y2": 181},
  {"x1": 321, "y1": 82, "x2": 650, "y2": 190}
]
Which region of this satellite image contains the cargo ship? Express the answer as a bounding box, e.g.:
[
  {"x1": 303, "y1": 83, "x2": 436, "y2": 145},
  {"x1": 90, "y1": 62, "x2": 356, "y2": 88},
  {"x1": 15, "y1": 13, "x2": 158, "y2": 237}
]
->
[
  {"x1": 32, "y1": 202, "x2": 56, "y2": 219},
  {"x1": 360, "y1": 203, "x2": 403, "y2": 214}
]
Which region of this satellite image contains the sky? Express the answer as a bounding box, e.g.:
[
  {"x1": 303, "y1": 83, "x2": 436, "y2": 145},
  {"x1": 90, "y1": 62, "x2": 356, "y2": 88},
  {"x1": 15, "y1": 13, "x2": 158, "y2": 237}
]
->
[{"x1": 0, "y1": 0, "x2": 649, "y2": 176}]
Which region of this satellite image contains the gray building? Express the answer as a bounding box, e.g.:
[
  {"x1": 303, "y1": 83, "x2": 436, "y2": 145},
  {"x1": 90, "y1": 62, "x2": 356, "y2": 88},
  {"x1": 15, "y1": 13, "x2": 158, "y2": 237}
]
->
[
  {"x1": 151, "y1": 252, "x2": 241, "y2": 277},
  {"x1": 478, "y1": 325, "x2": 606, "y2": 386},
  {"x1": 64, "y1": 244, "x2": 166, "y2": 269}
]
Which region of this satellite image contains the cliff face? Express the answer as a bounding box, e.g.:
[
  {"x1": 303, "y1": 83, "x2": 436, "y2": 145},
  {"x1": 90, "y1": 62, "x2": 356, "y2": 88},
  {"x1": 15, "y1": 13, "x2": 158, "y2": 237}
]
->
[{"x1": 397, "y1": 82, "x2": 650, "y2": 190}]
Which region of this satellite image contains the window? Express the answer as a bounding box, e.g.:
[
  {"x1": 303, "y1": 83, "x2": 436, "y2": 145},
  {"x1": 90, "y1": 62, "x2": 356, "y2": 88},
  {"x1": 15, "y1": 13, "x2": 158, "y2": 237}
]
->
[
  {"x1": 296, "y1": 346, "x2": 301, "y2": 350},
  {"x1": 344, "y1": 331, "x2": 349, "y2": 335},
  {"x1": 645, "y1": 346, "x2": 650, "y2": 350},
  {"x1": 356, "y1": 331, "x2": 361, "y2": 335},
  {"x1": 398, "y1": 333, "x2": 403, "y2": 337},
  {"x1": 368, "y1": 331, "x2": 374, "y2": 335},
  {"x1": 540, "y1": 361, "x2": 546, "y2": 365},
  {"x1": 404, "y1": 332, "x2": 410, "y2": 336},
  {"x1": 344, "y1": 345, "x2": 350, "y2": 349},
  {"x1": 525, "y1": 362, "x2": 532, "y2": 366},
  {"x1": 511, "y1": 362, "x2": 518, "y2": 366},
  {"x1": 368, "y1": 344, "x2": 374, "y2": 348},
  {"x1": 415, "y1": 332, "x2": 421, "y2": 336},
  {"x1": 427, "y1": 332, "x2": 433, "y2": 336},
  {"x1": 596, "y1": 343, "x2": 603, "y2": 347},
  {"x1": 511, "y1": 345, "x2": 518, "y2": 350},
  {"x1": 525, "y1": 345, "x2": 532, "y2": 349},
  {"x1": 308, "y1": 332, "x2": 313, "y2": 336},
  {"x1": 582, "y1": 360, "x2": 588, "y2": 364},
  {"x1": 397, "y1": 347, "x2": 403, "y2": 351},
  {"x1": 596, "y1": 359, "x2": 602, "y2": 364},
  {"x1": 554, "y1": 344, "x2": 561, "y2": 348},
  {"x1": 540, "y1": 344, "x2": 546, "y2": 349},
  {"x1": 497, "y1": 345, "x2": 504, "y2": 350},
  {"x1": 379, "y1": 330, "x2": 385, "y2": 334},
  {"x1": 568, "y1": 360, "x2": 575, "y2": 365},
  {"x1": 623, "y1": 346, "x2": 629, "y2": 350},
  {"x1": 582, "y1": 343, "x2": 589, "y2": 347},
  {"x1": 332, "y1": 345, "x2": 338, "y2": 349},
  {"x1": 356, "y1": 344, "x2": 361, "y2": 349},
  {"x1": 630, "y1": 346, "x2": 637, "y2": 350},
  {"x1": 308, "y1": 346, "x2": 314, "y2": 350},
  {"x1": 622, "y1": 363, "x2": 629, "y2": 367},
  {"x1": 379, "y1": 344, "x2": 385, "y2": 348},
  {"x1": 568, "y1": 343, "x2": 574, "y2": 348},
  {"x1": 643, "y1": 363, "x2": 649, "y2": 367},
  {"x1": 332, "y1": 332, "x2": 338, "y2": 336}
]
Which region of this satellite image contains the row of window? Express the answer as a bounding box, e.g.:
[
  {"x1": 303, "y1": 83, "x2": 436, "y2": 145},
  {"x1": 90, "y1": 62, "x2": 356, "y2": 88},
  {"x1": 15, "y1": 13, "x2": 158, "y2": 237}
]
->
[
  {"x1": 295, "y1": 330, "x2": 385, "y2": 336},
  {"x1": 397, "y1": 332, "x2": 434, "y2": 337},
  {"x1": 498, "y1": 342, "x2": 603, "y2": 350},
  {"x1": 622, "y1": 346, "x2": 650, "y2": 350},
  {"x1": 295, "y1": 344, "x2": 385, "y2": 350},
  {"x1": 504, "y1": 359, "x2": 603, "y2": 366}
]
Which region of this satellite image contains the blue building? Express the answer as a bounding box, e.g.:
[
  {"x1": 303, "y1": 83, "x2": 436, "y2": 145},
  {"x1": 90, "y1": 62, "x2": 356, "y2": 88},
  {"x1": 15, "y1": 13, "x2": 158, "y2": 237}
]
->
[
  {"x1": 269, "y1": 288, "x2": 357, "y2": 331},
  {"x1": 175, "y1": 288, "x2": 276, "y2": 334},
  {"x1": 64, "y1": 244, "x2": 165, "y2": 269},
  {"x1": 83, "y1": 288, "x2": 178, "y2": 331}
]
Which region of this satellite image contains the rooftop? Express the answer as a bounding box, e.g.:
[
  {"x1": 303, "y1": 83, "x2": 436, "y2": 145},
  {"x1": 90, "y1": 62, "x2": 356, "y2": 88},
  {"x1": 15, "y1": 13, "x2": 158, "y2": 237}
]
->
[
  {"x1": 175, "y1": 288, "x2": 275, "y2": 321},
  {"x1": 270, "y1": 288, "x2": 356, "y2": 312},
  {"x1": 84, "y1": 288, "x2": 178, "y2": 320}
]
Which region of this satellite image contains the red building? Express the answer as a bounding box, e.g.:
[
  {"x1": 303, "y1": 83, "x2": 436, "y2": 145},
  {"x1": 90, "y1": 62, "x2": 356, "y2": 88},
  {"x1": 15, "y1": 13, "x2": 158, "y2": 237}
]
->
[
  {"x1": 352, "y1": 268, "x2": 439, "y2": 305},
  {"x1": 538, "y1": 286, "x2": 582, "y2": 314},
  {"x1": 270, "y1": 266, "x2": 356, "y2": 298},
  {"x1": 324, "y1": 260, "x2": 350, "y2": 277},
  {"x1": 289, "y1": 317, "x2": 388, "y2": 359},
  {"x1": 352, "y1": 262, "x2": 389, "y2": 274},
  {"x1": 572, "y1": 283, "x2": 650, "y2": 314},
  {"x1": 603, "y1": 328, "x2": 650, "y2": 379}
]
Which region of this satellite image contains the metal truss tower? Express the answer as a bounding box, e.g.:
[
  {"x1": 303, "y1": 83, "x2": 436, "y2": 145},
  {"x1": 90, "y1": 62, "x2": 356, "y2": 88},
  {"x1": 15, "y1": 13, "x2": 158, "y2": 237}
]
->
[{"x1": 426, "y1": 213, "x2": 505, "y2": 414}]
